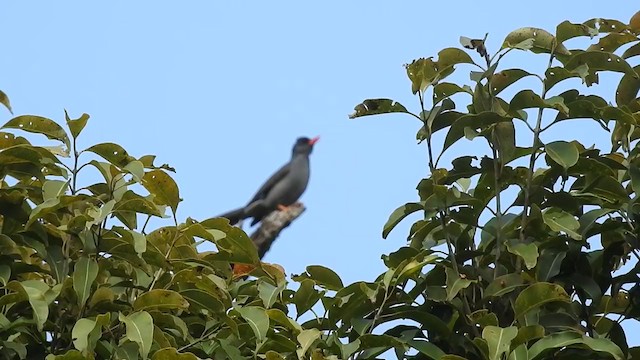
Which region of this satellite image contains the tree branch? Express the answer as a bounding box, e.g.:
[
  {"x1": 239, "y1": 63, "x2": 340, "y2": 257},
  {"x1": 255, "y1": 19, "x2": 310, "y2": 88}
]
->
[{"x1": 250, "y1": 202, "x2": 306, "y2": 259}]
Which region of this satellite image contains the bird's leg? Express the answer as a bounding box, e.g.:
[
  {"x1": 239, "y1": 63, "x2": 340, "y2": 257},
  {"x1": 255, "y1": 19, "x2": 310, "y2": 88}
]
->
[{"x1": 277, "y1": 202, "x2": 302, "y2": 212}]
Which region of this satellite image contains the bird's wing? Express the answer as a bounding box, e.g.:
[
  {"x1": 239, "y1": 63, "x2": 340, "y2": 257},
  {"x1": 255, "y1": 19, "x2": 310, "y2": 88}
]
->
[{"x1": 247, "y1": 162, "x2": 291, "y2": 204}]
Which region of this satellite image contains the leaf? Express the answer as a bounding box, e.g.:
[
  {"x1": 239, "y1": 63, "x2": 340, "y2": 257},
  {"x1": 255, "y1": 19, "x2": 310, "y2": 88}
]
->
[
  {"x1": 133, "y1": 289, "x2": 189, "y2": 311},
  {"x1": 258, "y1": 281, "x2": 283, "y2": 308},
  {"x1": 237, "y1": 306, "x2": 269, "y2": 343},
  {"x1": 382, "y1": 202, "x2": 423, "y2": 239},
  {"x1": 542, "y1": 207, "x2": 581, "y2": 240},
  {"x1": 266, "y1": 308, "x2": 302, "y2": 334},
  {"x1": 545, "y1": 141, "x2": 579, "y2": 170},
  {"x1": 42, "y1": 180, "x2": 69, "y2": 201},
  {"x1": 2, "y1": 115, "x2": 70, "y2": 148},
  {"x1": 489, "y1": 69, "x2": 532, "y2": 95},
  {"x1": 142, "y1": 170, "x2": 181, "y2": 214},
  {"x1": 494, "y1": 121, "x2": 516, "y2": 163},
  {"x1": 482, "y1": 326, "x2": 518, "y2": 360},
  {"x1": 119, "y1": 311, "x2": 154, "y2": 359},
  {"x1": 405, "y1": 58, "x2": 439, "y2": 94},
  {"x1": 445, "y1": 266, "x2": 473, "y2": 301},
  {"x1": 501, "y1": 27, "x2": 571, "y2": 55},
  {"x1": 544, "y1": 66, "x2": 589, "y2": 90},
  {"x1": 297, "y1": 329, "x2": 321, "y2": 357},
  {"x1": 0, "y1": 90, "x2": 12, "y2": 114},
  {"x1": 64, "y1": 110, "x2": 90, "y2": 139},
  {"x1": 536, "y1": 247, "x2": 566, "y2": 281},
  {"x1": 293, "y1": 279, "x2": 322, "y2": 316},
  {"x1": 6, "y1": 280, "x2": 52, "y2": 331},
  {"x1": 349, "y1": 99, "x2": 409, "y2": 119},
  {"x1": 507, "y1": 344, "x2": 528, "y2": 360},
  {"x1": 85, "y1": 142, "x2": 135, "y2": 168},
  {"x1": 433, "y1": 83, "x2": 472, "y2": 105},
  {"x1": 305, "y1": 265, "x2": 344, "y2": 291},
  {"x1": 506, "y1": 241, "x2": 539, "y2": 270},
  {"x1": 151, "y1": 348, "x2": 199, "y2": 360},
  {"x1": 73, "y1": 256, "x2": 98, "y2": 308},
  {"x1": 407, "y1": 339, "x2": 446, "y2": 359},
  {"x1": 587, "y1": 33, "x2": 639, "y2": 53},
  {"x1": 71, "y1": 318, "x2": 97, "y2": 353},
  {"x1": 514, "y1": 282, "x2": 570, "y2": 319},
  {"x1": 565, "y1": 51, "x2": 637, "y2": 77},
  {"x1": 485, "y1": 274, "x2": 525, "y2": 298},
  {"x1": 555, "y1": 21, "x2": 598, "y2": 43},
  {"x1": 616, "y1": 64, "x2": 640, "y2": 108},
  {"x1": 528, "y1": 331, "x2": 623, "y2": 360}
]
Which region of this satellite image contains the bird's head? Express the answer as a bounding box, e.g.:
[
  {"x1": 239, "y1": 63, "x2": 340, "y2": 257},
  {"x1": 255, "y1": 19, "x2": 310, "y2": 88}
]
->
[{"x1": 292, "y1": 136, "x2": 319, "y2": 156}]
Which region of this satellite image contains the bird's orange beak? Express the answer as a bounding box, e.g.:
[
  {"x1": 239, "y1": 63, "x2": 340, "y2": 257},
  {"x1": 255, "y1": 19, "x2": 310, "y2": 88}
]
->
[{"x1": 309, "y1": 136, "x2": 320, "y2": 145}]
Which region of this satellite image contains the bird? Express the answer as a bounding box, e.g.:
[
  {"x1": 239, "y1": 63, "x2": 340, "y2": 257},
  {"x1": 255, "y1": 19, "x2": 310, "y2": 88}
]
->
[{"x1": 218, "y1": 136, "x2": 319, "y2": 226}]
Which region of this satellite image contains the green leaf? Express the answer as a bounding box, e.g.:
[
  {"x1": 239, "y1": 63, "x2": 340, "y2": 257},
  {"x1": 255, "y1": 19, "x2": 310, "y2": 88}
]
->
[
  {"x1": 485, "y1": 274, "x2": 525, "y2": 298},
  {"x1": 565, "y1": 51, "x2": 637, "y2": 77},
  {"x1": 142, "y1": 170, "x2": 181, "y2": 214},
  {"x1": 6, "y1": 280, "x2": 54, "y2": 331},
  {"x1": 42, "y1": 179, "x2": 69, "y2": 201},
  {"x1": 542, "y1": 207, "x2": 581, "y2": 240},
  {"x1": 545, "y1": 141, "x2": 579, "y2": 170},
  {"x1": 506, "y1": 241, "x2": 539, "y2": 270},
  {"x1": 133, "y1": 289, "x2": 189, "y2": 311},
  {"x1": 237, "y1": 306, "x2": 269, "y2": 343},
  {"x1": 482, "y1": 326, "x2": 518, "y2": 360},
  {"x1": 266, "y1": 308, "x2": 302, "y2": 334},
  {"x1": 258, "y1": 281, "x2": 283, "y2": 308},
  {"x1": 536, "y1": 247, "x2": 566, "y2": 281},
  {"x1": 489, "y1": 69, "x2": 532, "y2": 95},
  {"x1": 407, "y1": 339, "x2": 445, "y2": 359},
  {"x1": 297, "y1": 329, "x2": 321, "y2": 357},
  {"x1": 119, "y1": 311, "x2": 154, "y2": 359},
  {"x1": 433, "y1": 83, "x2": 472, "y2": 105},
  {"x1": 514, "y1": 282, "x2": 570, "y2": 319},
  {"x1": 507, "y1": 344, "x2": 528, "y2": 360},
  {"x1": 445, "y1": 266, "x2": 473, "y2": 301},
  {"x1": 71, "y1": 318, "x2": 98, "y2": 353},
  {"x1": 210, "y1": 225, "x2": 260, "y2": 265},
  {"x1": 73, "y1": 256, "x2": 98, "y2": 308},
  {"x1": 179, "y1": 288, "x2": 224, "y2": 314},
  {"x1": 512, "y1": 325, "x2": 545, "y2": 348},
  {"x1": 0, "y1": 90, "x2": 12, "y2": 114},
  {"x1": 305, "y1": 265, "x2": 344, "y2": 291},
  {"x1": 555, "y1": 21, "x2": 598, "y2": 43},
  {"x1": 501, "y1": 27, "x2": 571, "y2": 55},
  {"x1": 349, "y1": 98, "x2": 409, "y2": 119},
  {"x1": 151, "y1": 348, "x2": 199, "y2": 360},
  {"x1": 578, "y1": 208, "x2": 614, "y2": 240},
  {"x1": 85, "y1": 142, "x2": 135, "y2": 168},
  {"x1": 382, "y1": 202, "x2": 423, "y2": 239},
  {"x1": 293, "y1": 279, "x2": 322, "y2": 316},
  {"x1": 436, "y1": 47, "x2": 474, "y2": 68},
  {"x1": 2, "y1": 115, "x2": 70, "y2": 148},
  {"x1": 528, "y1": 331, "x2": 623, "y2": 360},
  {"x1": 587, "y1": 33, "x2": 639, "y2": 53},
  {"x1": 616, "y1": 64, "x2": 640, "y2": 109},
  {"x1": 64, "y1": 110, "x2": 90, "y2": 139},
  {"x1": 494, "y1": 121, "x2": 516, "y2": 163},
  {"x1": 405, "y1": 58, "x2": 439, "y2": 94}
]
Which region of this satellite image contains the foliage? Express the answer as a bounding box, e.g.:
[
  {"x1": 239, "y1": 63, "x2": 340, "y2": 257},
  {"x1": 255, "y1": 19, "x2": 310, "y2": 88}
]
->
[{"x1": 0, "y1": 11, "x2": 639, "y2": 360}]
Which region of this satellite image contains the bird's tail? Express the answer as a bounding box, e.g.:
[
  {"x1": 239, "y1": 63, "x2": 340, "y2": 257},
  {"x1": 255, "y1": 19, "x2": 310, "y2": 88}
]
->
[
  {"x1": 218, "y1": 200, "x2": 269, "y2": 226},
  {"x1": 217, "y1": 207, "x2": 246, "y2": 225}
]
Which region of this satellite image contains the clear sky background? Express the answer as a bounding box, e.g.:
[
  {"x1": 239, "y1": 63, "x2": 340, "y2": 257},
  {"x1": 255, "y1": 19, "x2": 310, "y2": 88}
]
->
[{"x1": 2, "y1": 1, "x2": 639, "y2": 347}]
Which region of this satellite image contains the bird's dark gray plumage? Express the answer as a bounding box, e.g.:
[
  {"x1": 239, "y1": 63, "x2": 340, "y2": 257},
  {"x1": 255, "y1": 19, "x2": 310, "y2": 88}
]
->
[{"x1": 218, "y1": 136, "x2": 319, "y2": 226}]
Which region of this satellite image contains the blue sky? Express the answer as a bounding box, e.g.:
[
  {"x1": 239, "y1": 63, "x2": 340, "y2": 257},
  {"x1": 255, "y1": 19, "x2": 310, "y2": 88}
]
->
[{"x1": 2, "y1": 0, "x2": 639, "y2": 346}]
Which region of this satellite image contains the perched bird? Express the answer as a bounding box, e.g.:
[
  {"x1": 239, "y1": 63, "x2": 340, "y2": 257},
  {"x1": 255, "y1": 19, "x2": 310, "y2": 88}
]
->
[{"x1": 218, "y1": 136, "x2": 319, "y2": 226}]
